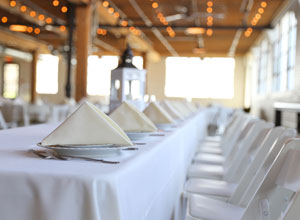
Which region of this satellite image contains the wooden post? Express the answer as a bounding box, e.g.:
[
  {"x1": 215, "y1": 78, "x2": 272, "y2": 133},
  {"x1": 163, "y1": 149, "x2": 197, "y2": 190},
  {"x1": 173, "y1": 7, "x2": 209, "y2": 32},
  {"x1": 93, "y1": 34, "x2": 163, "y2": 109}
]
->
[
  {"x1": 31, "y1": 50, "x2": 38, "y2": 104},
  {"x1": 142, "y1": 52, "x2": 148, "y2": 94},
  {"x1": 75, "y1": 4, "x2": 91, "y2": 101}
]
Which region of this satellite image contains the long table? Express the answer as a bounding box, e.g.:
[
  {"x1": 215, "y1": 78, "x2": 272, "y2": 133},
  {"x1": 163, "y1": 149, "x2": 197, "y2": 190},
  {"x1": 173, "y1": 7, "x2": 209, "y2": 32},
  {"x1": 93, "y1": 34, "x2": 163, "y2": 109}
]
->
[{"x1": 0, "y1": 110, "x2": 208, "y2": 220}]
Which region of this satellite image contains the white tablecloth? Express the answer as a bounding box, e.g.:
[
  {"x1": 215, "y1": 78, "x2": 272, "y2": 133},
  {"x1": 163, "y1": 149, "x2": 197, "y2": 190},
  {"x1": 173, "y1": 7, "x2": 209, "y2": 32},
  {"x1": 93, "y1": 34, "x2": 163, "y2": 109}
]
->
[{"x1": 0, "y1": 110, "x2": 208, "y2": 220}]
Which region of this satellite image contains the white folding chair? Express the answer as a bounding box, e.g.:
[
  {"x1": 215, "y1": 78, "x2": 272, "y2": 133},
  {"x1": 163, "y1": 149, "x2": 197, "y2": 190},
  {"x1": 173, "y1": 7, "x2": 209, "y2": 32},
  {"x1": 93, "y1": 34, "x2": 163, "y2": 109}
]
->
[
  {"x1": 185, "y1": 128, "x2": 296, "y2": 201},
  {"x1": 187, "y1": 120, "x2": 272, "y2": 180},
  {"x1": 186, "y1": 138, "x2": 300, "y2": 220}
]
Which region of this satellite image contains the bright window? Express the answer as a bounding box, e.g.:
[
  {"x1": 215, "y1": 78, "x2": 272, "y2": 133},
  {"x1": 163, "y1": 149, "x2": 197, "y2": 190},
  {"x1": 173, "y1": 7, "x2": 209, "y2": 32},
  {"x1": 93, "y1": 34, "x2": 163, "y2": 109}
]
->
[
  {"x1": 272, "y1": 11, "x2": 297, "y2": 91},
  {"x1": 133, "y1": 56, "x2": 143, "y2": 70},
  {"x1": 3, "y1": 63, "x2": 19, "y2": 99},
  {"x1": 87, "y1": 56, "x2": 118, "y2": 96},
  {"x1": 165, "y1": 57, "x2": 235, "y2": 99},
  {"x1": 36, "y1": 54, "x2": 59, "y2": 94}
]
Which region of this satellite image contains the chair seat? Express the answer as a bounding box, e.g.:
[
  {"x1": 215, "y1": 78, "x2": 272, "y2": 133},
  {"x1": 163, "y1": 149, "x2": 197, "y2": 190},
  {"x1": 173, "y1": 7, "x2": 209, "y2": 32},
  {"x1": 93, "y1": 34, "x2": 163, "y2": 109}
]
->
[
  {"x1": 204, "y1": 136, "x2": 222, "y2": 143},
  {"x1": 188, "y1": 194, "x2": 244, "y2": 220},
  {"x1": 194, "y1": 153, "x2": 224, "y2": 165},
  {"x1": 185, "y1": 178, "x2": 237, "y2": 197},
  {"x1": 198, "y1": 146, "x2": 223, "y2": 154},
  {"x1": 188, "y1": 163, "x2": 224, "y2": 179}
]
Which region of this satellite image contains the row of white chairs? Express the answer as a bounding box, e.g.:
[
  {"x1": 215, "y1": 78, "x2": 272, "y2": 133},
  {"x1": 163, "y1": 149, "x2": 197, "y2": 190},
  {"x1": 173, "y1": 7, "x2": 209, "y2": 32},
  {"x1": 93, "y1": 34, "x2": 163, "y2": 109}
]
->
[{"x1": 184, "y1": 109, "x2": 300, "y2": 220}]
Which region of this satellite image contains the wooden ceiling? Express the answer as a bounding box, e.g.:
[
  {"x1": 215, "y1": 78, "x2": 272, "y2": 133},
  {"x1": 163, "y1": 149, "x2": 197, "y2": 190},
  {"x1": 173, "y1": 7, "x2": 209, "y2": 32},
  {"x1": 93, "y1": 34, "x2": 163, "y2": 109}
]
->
[{"x1": 0, "y1": 0, "x2": 288, "y2": 57}]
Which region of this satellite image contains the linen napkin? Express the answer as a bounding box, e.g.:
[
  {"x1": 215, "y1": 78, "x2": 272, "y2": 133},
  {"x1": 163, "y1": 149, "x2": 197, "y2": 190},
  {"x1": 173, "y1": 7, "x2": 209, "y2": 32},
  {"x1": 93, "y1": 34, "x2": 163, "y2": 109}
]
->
[
  {"x1": 143, "y1": 102, "x2": 175, "y2": 124},
  {"x1": 110, "y1": 101, "x2": 157, "y2": 132},
  {"x1": 40, "y1": 102, "x2": 133, "y2": 146},
  {"x1": 160, "y1": 100, "x2": 184, "y2": 120},
  {"x1": 170, "y1": 101, "x2": 190, "y2": 117}
]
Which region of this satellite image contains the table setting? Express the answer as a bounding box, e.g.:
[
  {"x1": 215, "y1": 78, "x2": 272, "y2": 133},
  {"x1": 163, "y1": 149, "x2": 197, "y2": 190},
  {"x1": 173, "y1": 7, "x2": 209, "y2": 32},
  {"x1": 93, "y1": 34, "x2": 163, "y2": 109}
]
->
[{"x1": 0, "y1": 100, "x2": 209, "y2": 220}]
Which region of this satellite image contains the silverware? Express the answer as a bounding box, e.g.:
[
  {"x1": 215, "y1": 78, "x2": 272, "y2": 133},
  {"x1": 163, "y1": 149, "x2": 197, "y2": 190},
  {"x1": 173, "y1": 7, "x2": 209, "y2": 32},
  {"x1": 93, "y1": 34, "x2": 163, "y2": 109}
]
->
[
  {"x1": 30, "y1": 149, "x2": 119, "y2": 164},
  {"x1": 133, "y1": 142, "x2": 146, "y2": 145},
  {"x1": 122, "y1": 147, "x2": 139, "y2": 150}
]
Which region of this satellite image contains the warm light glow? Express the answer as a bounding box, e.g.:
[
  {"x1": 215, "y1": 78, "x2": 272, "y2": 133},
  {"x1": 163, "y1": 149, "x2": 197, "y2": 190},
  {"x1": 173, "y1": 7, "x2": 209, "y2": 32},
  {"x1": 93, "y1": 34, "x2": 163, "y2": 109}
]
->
[
  {"x1": 152, "y1": 2, "x2": 158, "y2": 8},
  {"x1": 30, "y1": 11, "x2": 36, "y2": 17},
  {"x1": 27, "y1": 26, "x2": 33, "y2": 33},
  {"x1": 102, "y1": 1, "x2": 109, "y2": 7},
  {"x1": 157, "y1": 12, "x2": 163, "y2": 18},
  {"x1": 207, "y1": 16, "x2": 213, "y2": 22},
  {"x1": 166, "y1": 26, "x2": 172, "y2": 32},
  {"x1": 61, "y1": 6, "x2": 68, "y2": 13},
  {"x1": 129, "y1": 26, "x2": 135, "y2": 32},
  {"x1": 97, "y1": 28, "x2": 107, "y2": 35},
  {"x1": 251, "y1": 20, "x2": 257, "y2": 26},
  {"x1": 258, "y1": 8, "x2": 264, "y2": 14},
  {"x1": 9, "y1": 25, "x2": 27, "y2": 32},
  {"x1": 10, "y1": 0, "x2": 16, "y2": 7},
  {"x1": 244, "y1": 30, "x2": 251, "y2": 37},
  {"x1": 247, "y1": 27, "x2": 253, "y2": 32},
  {"x1": 207, "y1": 21, "x2": 213, "y2": 26},
  {"x1": 185, "y1": 27, "x2": 206, "y2": 35},
  {"x1": 52, "y1": 0, "x2": 59, "y2": 7},
  {"x1": 169, "y1": 33, "x2": 175, "y2": 38},
  {"x1": 108, "y1": 7, "x2": 114, "y2": 13},
  {"x1": 253, "y1": 17, "x2": 258, "y2": 22},
  {"x1": 207, "y1": 7, "x2": 213, "y2": 13},
  {"x1": 114, "y1": 12, "x2": 119, "y2": 18},
  {"x1": 46, "y1": 17, "x2": 52, "y2": 24},
  {"x1": 207, "y1": 1, "x2": 213, "y2": 7},
  {"x1": 1, "y1": 16, "x2": 8, "y2": 23},
  {"x1": 255, "y1": 13, "x2": 261, "y2": 20},
  {"x1": 38, "y1": 14, "x2": 45, "y2": 21},
  {"x1": 121, "y1": 20, "x2": 128, "y2": 26},
  {"x1": 59, "y1": 25, "x2": 66, "y2": 31},
  {"x1": 34, "y1": 28, "x2": 40, "y2": 34},
  {"x1": 102, "y1": 29, "x2": 107, "y2": 35},
  {"x1": 261, "y1": 1, "x2": 267, "y2": 8},
  {"x1": 134, "y1": 29, "x2": 141, "y2": 35},
  {"x1": 159, "y1": 17, "x2": 166, "y2": 22},
  {"x1": 206, "y1": 28, "x2": 213, "y2": 36},
  {"x1": 20, "y1": 5, "x2": 27, "y2": 12},
  {"x1": 163, "y1": 21, "x2": 168, "y2": 25}
]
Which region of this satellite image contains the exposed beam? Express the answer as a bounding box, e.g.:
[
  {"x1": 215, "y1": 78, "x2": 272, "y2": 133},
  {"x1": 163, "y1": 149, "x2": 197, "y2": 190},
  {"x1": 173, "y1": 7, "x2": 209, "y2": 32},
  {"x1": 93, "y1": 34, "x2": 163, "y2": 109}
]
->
[
  {"x1": 93, "y1": 38, "x2": 120, "y2": 54},
  {"x1": 128, "y1": 0, "x2": 179, "y2": 56},
  {"x1": 30, "y1": 50, "x2": 38, "y2": 103},
  {"x1": 99, "y1": 24, "x2": 272, "y2": 31}
]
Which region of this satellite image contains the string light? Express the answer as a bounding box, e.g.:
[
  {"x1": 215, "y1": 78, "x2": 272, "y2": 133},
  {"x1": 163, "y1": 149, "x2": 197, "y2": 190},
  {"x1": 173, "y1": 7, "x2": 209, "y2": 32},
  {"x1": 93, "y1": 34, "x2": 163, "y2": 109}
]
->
[
  {"x1": 206, "y1": 28, "x2": 213, "y2": 36},
  {"x1": 207, "y1": 7, "x2": 213, "y2": 13},
  {"x1": 152, "y1": 2, "x2": 158, "y2": 8},
  {"x1": 34, "y1": 28, "x2": 40, "y2": 34},
  {"x1": 207, "y1": 1, "x2": 213, "y2": 7},
  {"x1": 102, "y1": 1, "x2": 109, "y2": 7},
  {"x1": 61, "y1": 6, "x2": 68, "y2": 13},
  {"x1": 255, "y1": 13, "x2": 261, "y2": 20},
  {"x1": 108, "y1": 7, "x2": 114, "y2": 13},
  {"x1": 46, "y1": 17, "x2": 53, "y2": 24},
  {"x1": 59, "y1": 25, "x2": 66, "y2": 31},
  {"x1": 258, "y1": 8, "x2": 264, "y2": 14},
  {"x1": 121, "y1": 20, "x2": 128, "y2": 27},
  {"x1": 97, "y1": 28, "x2": 107, "y2": 35},
  {"x1": 261, "y1": 1, "x2": 267, "y2": 8},
  {"x1": 10, "y1": 0, "x2": 16, "y2": 7},
  {"x1": 20, "y1": 5, "x2": 27, "y2": 12},
  {"x1": 52, "y1": 0, "x2": 59, "y2": 7},
  {"x1": 38, "y1": 14, "x2": 45, "y2": 21},
  {"x1": 1, "y1": 16, "x2": 8, "y2": 23},
  {"x1": 114, "y1": 12, "x2": 120, "y2": 18},
  {"x1": 30, "y1": 11, "x2": 36, "y2": 17},
  {"x1": 27, "y1": 26, "x2": 33, "y2": 33}
]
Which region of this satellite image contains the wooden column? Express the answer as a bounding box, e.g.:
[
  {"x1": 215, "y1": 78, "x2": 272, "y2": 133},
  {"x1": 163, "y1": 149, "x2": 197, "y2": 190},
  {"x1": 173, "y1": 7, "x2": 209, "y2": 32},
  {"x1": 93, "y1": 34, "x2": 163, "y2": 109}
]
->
[
  {"x1": 75, "y1": 4, "x2": 91, "y2": 101},
  {"x1": 30, "y1": 50, "x2": 38, "y2": 103},
  {"x1": 142, "y1": 52, "x2": 148, "y2": 94}
]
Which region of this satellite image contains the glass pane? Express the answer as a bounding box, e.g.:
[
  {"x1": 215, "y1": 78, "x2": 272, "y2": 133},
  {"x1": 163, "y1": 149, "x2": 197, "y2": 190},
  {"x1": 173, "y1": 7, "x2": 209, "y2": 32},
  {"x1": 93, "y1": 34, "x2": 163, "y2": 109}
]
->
[
  {"x1": 36, "y1": 54, "x2": 59, "y2": 94},
  {"x1": 165, "y1": 57, "x2": 235, "y2": 99},
  {"x1": 132, "y1": 56, "x2": 144, "y2": 70},
  {"x1": 3, "y1": 63, "x2": 19, "y2": 99}
]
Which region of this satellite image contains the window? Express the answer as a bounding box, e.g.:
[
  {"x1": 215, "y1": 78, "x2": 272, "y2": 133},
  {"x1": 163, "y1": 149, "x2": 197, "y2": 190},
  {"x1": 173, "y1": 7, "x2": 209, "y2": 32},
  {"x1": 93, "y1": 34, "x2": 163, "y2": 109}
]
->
[
  {"x1": 2, "y1": 63, "x2": 19, "y2": 99},
  {"x1": 165, "y1": 57, "x2": 235, "y2": 99},
  {"x1": 257, "y1": 39, "x2": 269, "y2": 94},
  {"x1": 36, "y1": 54, "x2": 59, "y2": 94},
  {"x1": 87, "y1": 56, "x2": 144, "y2": 96},
  {"x1": 132, "y1": 56, "x2": 144, "y2": 70},
  {"x1": 87, "y1": 56, "x2": 118, "y2": 96},
  {"x1": 272, "y1": 11, "x2": 297, "y2": 91}
]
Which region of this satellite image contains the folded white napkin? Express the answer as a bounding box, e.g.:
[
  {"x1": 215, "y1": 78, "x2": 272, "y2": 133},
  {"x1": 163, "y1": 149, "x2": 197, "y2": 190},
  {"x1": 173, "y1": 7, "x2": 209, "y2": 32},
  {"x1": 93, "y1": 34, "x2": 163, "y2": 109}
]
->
[
  {"x1": 40, "y1": 102, "x2": 133, "y2": 146},
  {"x1": 143, "y1": 102, "x2": 175, "y2": 124},
  {"x1": 110, "y1": 101, "x2": 157, "y2": 132},
  {"x1": 160, "y1": 100, "x2": 184, "y2": 120},
  {"x1": 169, "y1": 101, "x2": 190, "y2": 117},
  {"x1": 186, "y1": 102, "x2": 198, "y2": 112}
]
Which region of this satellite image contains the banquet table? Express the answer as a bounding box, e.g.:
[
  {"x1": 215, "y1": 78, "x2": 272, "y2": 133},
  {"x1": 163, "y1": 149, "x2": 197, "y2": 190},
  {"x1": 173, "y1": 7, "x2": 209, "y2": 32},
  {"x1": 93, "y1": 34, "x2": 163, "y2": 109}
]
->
[{"x1": 0, "y1": 109, "x2": 209, "y2": 220}]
